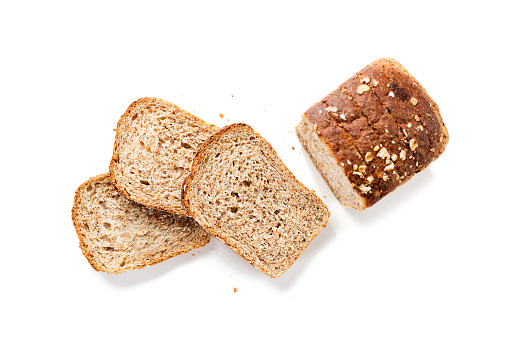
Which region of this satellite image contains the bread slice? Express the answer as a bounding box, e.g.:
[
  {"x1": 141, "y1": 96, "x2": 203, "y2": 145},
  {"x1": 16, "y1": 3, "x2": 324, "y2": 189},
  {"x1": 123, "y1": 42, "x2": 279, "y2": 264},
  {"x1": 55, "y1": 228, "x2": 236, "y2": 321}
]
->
[
  {"x1": 72, "y1": 173, "x2": 210, "y2": 273},
  {"x1": 182, "y1": 123, "x2": 330, "y2": 278},
  {"x1": 109, "y1": 97, "x2": 220, "y2": 216},
  {"x1": 296, "y1": 58, "x2": 449, "y2": 210}
]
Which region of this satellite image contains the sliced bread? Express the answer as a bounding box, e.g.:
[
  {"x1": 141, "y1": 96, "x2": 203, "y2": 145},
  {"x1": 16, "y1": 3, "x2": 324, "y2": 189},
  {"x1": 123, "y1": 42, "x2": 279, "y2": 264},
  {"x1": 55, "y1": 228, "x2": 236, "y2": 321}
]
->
[
  {"x1": 109, "y1": 97, "x2": 220, "y2": 216},
  {"x1": 182, "y1": 123, "x2": 330, "y2": 278},
  {"x1": 296, "y1": 58, "x2": 449, "y2": 210},
  {"x1": 72, "y1": 173, "x2": 210, "y2": 273}
]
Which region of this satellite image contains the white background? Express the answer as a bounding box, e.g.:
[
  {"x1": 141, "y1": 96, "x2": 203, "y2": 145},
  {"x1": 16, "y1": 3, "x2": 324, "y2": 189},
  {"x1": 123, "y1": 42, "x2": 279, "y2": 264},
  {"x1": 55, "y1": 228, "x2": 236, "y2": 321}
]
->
[{"x1": 1, "y1": 1, "x2": 507, "y2": 338}]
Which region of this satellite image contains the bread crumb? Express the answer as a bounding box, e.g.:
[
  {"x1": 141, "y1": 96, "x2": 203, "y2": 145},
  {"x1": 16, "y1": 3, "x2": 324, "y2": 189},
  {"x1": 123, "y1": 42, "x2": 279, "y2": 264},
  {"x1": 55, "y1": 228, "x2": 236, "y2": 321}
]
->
[
  {"x1": 292, "y1": 146, "x2": 295, "y2": 150},
  {"x1": 234, "y1": 287, "x2": 238, "y2": 293},
  {"x1": 410, "y1": 97, "x2": 418, "y2": 106},
  {"x1": 219, "y1": 113, "x2": 224, "y2": 119}
]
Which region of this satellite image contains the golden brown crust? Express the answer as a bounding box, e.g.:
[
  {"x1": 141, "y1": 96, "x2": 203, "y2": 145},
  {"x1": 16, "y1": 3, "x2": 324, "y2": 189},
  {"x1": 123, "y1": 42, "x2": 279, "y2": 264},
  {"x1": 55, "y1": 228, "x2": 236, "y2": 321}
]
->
[
  {"x1": 182, "y1": 123, "x2": 330, "y2": 277},
  {"x1": 72, "y1": 173, "x2": 210, "y2": 274},
  {"x1": 72, "y1": 174, "x2": 109, "y2": 272},
  {"x1": 109, "y1": 97, "x2": 219, "y2": 217}
]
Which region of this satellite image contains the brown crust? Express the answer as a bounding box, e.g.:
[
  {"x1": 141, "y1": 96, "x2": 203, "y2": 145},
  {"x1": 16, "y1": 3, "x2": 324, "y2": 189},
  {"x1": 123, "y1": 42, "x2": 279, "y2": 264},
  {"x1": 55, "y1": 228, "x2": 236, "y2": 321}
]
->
[
  {"x1": 372, "y1": 58, "x2": 449, "y2": 156},
  {"x1": 321, "y1": 89, "x2": 402, "y2": 194},
  {"x1": 297, "y1": 58, "x2": 449, "y2": 210},
  {"x1": 342, "y1": 64, "x2": 433, "y2": 172},
  {"x1": 182, "y1": 123, "x2": 330, "y2": 277},
  {"x1": 72, "y1": 173, "x2": 109, "y2": 272},
  {"x1": 338, "y1": 85, "x2": 417, "y2": 183},
  {"x1": 296, "y1": 114, "x2": 368, "y2": 210},
  {"x1": 341, "y1": 70, "x2": 433, "y2": 172},
  {"x1": 109, "y1": 97, "x2": 219, "y2": 217},
  {"x1": 303, "y1": 104, "x2": 383, "y2": 207},
  {"x1": 72, "y1": 173, "x2": 209, "y2": 274}
]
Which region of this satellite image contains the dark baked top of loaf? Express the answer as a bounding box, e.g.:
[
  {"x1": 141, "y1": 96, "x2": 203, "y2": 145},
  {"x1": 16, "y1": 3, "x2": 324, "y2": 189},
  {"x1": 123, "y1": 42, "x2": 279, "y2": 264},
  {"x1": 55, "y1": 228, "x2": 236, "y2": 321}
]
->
[{"x1": 303, "y1": 58, "x2": 449, "y2": 207}]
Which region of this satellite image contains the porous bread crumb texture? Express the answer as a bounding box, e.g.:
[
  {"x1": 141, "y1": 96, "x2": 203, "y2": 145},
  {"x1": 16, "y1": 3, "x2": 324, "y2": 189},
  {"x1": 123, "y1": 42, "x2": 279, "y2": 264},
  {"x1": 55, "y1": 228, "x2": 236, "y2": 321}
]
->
[
  {"x1": 297, "y1": 58, "x2": 449, "y2": 210},
  {"x1": 183, "y1": 124, "x2": 330, "y2": 278},
  {"x1": 110, "y1": 97, "x2": 220, "y2": 216},
  {"x1": 72, "y1": 174, "x2": 210, "y2": 274}
]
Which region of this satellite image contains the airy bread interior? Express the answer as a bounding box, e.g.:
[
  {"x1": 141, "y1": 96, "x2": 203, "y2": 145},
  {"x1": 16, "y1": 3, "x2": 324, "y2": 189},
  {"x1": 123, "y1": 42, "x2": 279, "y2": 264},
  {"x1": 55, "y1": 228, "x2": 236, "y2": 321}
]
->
[
  {"x1": 110, "y1": 98, "x2": 220, "y2": 216},
  {"x1": 72, "y1": 174, "x2": 210, "y2": 273},
  {"x1": 183, "y1": 123, "x2": 329, "y2": 278}
]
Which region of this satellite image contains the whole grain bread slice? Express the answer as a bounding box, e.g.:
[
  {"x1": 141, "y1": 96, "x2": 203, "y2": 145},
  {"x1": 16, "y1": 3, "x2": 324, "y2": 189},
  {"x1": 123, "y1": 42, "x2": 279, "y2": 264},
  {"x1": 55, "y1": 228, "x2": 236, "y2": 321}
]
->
[
  {"x1": 72, "y1": 174, "x2": 210, "y2": 273},
  {"x1": 110, "y1": 97, "x2": 220, "y2": 216},
  {"x1": 182, "y1": 123, "x2": 330, "y2": 278}
]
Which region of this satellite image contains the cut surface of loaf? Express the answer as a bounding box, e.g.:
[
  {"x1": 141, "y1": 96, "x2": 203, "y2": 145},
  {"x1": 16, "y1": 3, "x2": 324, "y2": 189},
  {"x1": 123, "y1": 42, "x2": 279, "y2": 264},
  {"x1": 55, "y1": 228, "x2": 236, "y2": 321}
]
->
[
  {"x1": 182, "y1": 123, "x2": 330, "y2": 278},
  {"x1": 296, "y1": 58, "x2": 449, "y2": 210},
  {"x1": 72, "y1": 174, "x2": 210, "y2": 273},
  {"x1": 110, "y1": 97, "x2": 220, "y2": 216}
]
